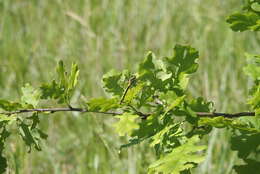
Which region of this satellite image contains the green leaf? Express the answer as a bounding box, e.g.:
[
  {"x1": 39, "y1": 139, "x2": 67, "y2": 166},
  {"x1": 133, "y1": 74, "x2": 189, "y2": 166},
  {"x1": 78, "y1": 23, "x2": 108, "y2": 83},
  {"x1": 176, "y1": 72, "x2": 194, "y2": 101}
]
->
[
  {"x1": 0, "y1": 100, "x2": 22, "y2": 111},
  {"x1": 19, "y1": 122, "x2": 44, "y2": 152},
  {"x1": 40, "y1": 80, "x2": 64, "y2": 101},
  {"x1": 0, "y1": 127, "x2": 10, "y2": 174},
  {"x1": 226, "y1": 11, "x2": 260, "y2": 32},
  {"x1": 21, "y1": 84, "x2": 41, "y2": 108},
  {"x1": 165, "y1": 95, "x2": 186, "y2": 115},
  {"x1": 150, "y1": 123, "x2": 183, "y2": 155},
  {"x1": 120, "y1": 138, "x2": 146, "y2": 150},
  {"x1": 182, "y1": 97, "x2": 213, "y2": 124},
  {"x1": 131, "y1": 113, "x2": 162, "y2": 139},
  {"x1": 189, "y1": 97, "x2": 212, "y2": 112},
  {"x1": 102, "y1": 70, "x2": 124, "y2": 96},
  {"x1": 87, "y1": 98, "x2": 120, "y2": 112},
  {"x1": 40, "y1": 61, "x2": 80, "y2": 104},
  {"x1": 68, "y1": 63, "x2": 80, "y2": 90},
  {"x1": 124, "y1": 83, "x2": 143, "y2": 104},
  {"x1": 0, "y1": 114, "x2": 16, "y2": 125},
  {"x1": 198, "y1": 116, "x2": 259, "y2": 133},
  {"x1": 243, "y1": 54, "x2": 260, "y2": 115},
  {"x1": 231, "y1": 133, "x2": 260, "y2": 159},
  {"x1": 113, "y1": 113, "x2": 139, "y2": 136},
  {"x1": 150, "y1": 123, "x2": 181, "y2": 147},
  {"x1": 234, "y1": 159, "x2": 260, "y2": 174},
  {"x1": 148, "y1": 135, "x2": 206, "y2": 174},
  {"x1": 238, "y1": 116, "x2": 260, "y2": 131},
  {"x1": 56, "y1": 60, "x2": 67, "y2": 88},
  {"x1": 251, "y1": 2, "x2": 260, "y2": 12},
  {"x1": 138, "y1": 52, "x2": 166, "y2": 93},
  {"x1": 165, "y1": 45, "x2": 199, "y2": 74},
  {"x1": 138, "y1": 52, "x2": 155, "y2": 73},
  {"x1": 199, "y1": 117, "x2": 233, "y2": 128},
  {"x1": 248, "y1": 86, "x2": 260, "y2": 114},
  {"x1": 27, "y1": 113, "x2": 40, "y2": 129},
  {"x1": 0, "y1": 153, "x2": 7, "y2": 174},
  {"x1": 243, "y1": 54, "x2": 260, "y2": 81},
  {"x1": 163, "y1": 45, "x2": 199, "y2": 92}
]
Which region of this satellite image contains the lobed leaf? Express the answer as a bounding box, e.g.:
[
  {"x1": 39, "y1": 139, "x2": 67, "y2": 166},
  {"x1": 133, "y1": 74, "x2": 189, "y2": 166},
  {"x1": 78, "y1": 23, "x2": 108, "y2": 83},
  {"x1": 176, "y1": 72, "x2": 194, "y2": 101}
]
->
[
  {"x1": 40, "y1": 61, "x2": 80, "y2": 104},
  {"x1": 123, "y1": 83, "x2": 143, "y2": 104},
  {"x1": 163, "y1": 45, "x2": 199, "y2": 93},
  {"x1": 148, "y1": 135, "x2": 206, "y2": 174},
  {"x1": 21, "y1": 84, "x2": 41, "y2": 108},
  {"x1": 113, "y1": 113, "x2": 140, "y2": 136},
  {"x1": 150, "y1": 123, "x2": 183, "y2": 155},
  {"x1": 226, "y1": 1, "x2": 260, "y2": 32},
  {"x1": 102, "y1": 70, "x2": 124, "y2": 96},
  {"x1": 40, "y1": 80, "x2": 65, "y2": 101},
  {"x1": 86, "y1": 97, "x2": 120, "y2": 112},
  {"x1": 18, "y1": 122, "x2": 47, "y2": 152}
]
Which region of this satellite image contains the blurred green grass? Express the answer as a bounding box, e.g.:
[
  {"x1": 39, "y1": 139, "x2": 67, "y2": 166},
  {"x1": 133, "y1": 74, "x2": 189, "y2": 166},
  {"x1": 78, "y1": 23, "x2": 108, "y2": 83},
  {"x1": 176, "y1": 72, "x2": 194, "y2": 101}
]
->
[{"x1": 0, "y1": 0, "x2": 259, "y2": 173}]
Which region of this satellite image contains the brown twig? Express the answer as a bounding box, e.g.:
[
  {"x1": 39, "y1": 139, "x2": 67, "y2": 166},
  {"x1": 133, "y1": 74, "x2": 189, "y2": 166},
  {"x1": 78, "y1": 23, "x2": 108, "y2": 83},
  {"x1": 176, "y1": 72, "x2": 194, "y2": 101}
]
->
[
  {"x1": 120, "y1": 76, "x2": 137, "y2": 104},
  {"x1": 0, "y1": 107, "x2": 122, "y2": 116},
  {"x1": 127, "y1": 104, "x2": 150, "y2": 119},
  {"x1": 196, "y1": 112, "x2": 255, "y2": 118},
  {"x1": 0, "y1": 108, "x2": 255, "y2": 118}
]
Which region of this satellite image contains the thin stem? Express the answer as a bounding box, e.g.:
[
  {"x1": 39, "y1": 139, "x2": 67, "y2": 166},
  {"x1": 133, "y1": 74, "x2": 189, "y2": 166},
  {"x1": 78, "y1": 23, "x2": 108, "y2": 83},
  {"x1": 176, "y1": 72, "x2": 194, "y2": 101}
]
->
[
  {"x1": 196, "y1": 112, "x2": 255, "y2": 118},
  {"x1": 120, "y1": 76, "x2": 136, "y2": 104},
  {"x1": 127, "y1": 104, "x2": 150, "y2": 119},
  {"x1": 0, "y1": 107, "x2": 122, "y2": 116},
  {"x1": 0, "y1": 107, "x2": 255, "y2": 118}
]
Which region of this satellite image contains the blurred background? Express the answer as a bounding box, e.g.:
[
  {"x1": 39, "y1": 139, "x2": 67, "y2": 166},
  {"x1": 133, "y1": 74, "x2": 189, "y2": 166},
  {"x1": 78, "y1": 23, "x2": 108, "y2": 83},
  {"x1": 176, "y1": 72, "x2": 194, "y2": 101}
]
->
[{"x1": 0, "y1": 0, "x2": 259, "y2": 173}]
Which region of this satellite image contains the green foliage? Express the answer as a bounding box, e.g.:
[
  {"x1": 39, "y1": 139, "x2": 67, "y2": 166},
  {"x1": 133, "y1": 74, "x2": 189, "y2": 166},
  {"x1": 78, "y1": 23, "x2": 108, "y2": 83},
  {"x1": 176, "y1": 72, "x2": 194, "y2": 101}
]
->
[
  {"x1": 0, "y1": 39, "x2": 259, "y2": 173},
  {"x1": 102, "y1": 70, "x2": 125, "y2": 96},
  {"x1": 243, "y1": 54, "x2": 260, "y2": 80},
  {"x1": 231, "y1": 133, "x2": 260, "y2": 174},
  {"x1": 0, "y1": 1, "x2": 259, "y2": 172},
  {"x1": 226, "y1": 0, "x2": 260, "y2": 32},
  {"x1": 225, "y1": 1, "x2": 260, "y2": 173},
  {"x1": 40, "y1": 61, "x2": 79, "y2": 104},
  {"x1": 148, "y1": 135, "x2": 206, "y2": 174},
  {"x1": 0, "y1": 61, "x2": 78, "y2": 173},
  {"x1": 243, "y1": 54, "x2": 260, "y2": 115},
  {"x1": 21, "y1": 84, "x2": 41, "y2": 108},
  {"x1": 0, "y1": 127, "x2": 10, "y2": 174},
  {"x1": 113, "y1": 113, "x2": 140, "y2": 136},
  {"x1": 86, "y1": 98, "x2": 120, "y2": 112},
  {"x1": 0, "y1": 100, "x2": 22, "y2": 111},
  {"x1": 233, "y1": 159, "x2": 260, "y2": 174}
]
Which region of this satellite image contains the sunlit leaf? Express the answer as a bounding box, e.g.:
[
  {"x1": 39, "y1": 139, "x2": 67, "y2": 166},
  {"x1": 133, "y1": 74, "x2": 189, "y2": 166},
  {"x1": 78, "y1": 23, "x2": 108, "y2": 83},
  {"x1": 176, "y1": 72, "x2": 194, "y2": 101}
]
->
[
  {"x1": 68, "y1": 62, "x2": 80, "y2": 90},
  {"x1": 124, "y1": 83, "x2": 143, "y2": 104},
  {"x1": 87, "y1": 98, "x2": 120, "y2": 112},
  {"x1": 148, "y1": 135, "x2": 206, "y2": 174},
  {"x1": 21, "y1": 84, "x2": 41, "y2": 108},
  {"x1": 113, "y1": 113, "x2": 139, "y2": 136}
]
